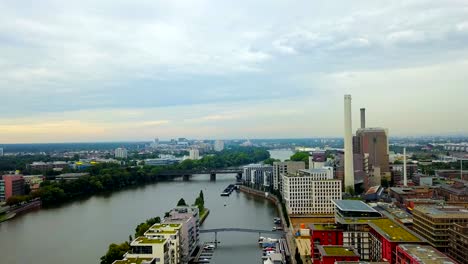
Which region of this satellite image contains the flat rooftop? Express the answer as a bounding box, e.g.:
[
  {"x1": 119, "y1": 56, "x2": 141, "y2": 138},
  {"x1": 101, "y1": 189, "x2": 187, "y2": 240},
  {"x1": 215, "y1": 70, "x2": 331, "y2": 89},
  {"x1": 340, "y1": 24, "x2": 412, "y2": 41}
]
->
[
  {"x1": 414, "y1": 206, "x2": 468, "y2": 219},
  {"x1": 398, "y1": 244, "x2": 456, "y2": 264},
  {"x1": 133, "y1": 236, "x2": 166, "y2": 244},
  {"x1": 311, "y1": 224, "x2": 341, "y2": 231},
  {"x1": 318, "y1": 246, "x2": 359, "y2": 257},
  {"x1": 113, "y1": 258, "x2": 155, "y2": 264},
  {"x1": 369, "y1": 219, "x2": 422, "y2": 242},
  {"x1": 332, "y1": 200, "x2": 380, "y2": 213}
]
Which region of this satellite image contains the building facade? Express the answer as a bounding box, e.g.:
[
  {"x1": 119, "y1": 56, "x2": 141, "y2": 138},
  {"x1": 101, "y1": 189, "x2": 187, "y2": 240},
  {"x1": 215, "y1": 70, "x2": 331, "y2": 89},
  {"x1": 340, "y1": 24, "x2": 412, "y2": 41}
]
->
[
  {"x1": 115, "y1": 148, "x2": 128, "y2": 159},
  {"x1": 412, "y1": 206, "x2": 468, "y2": 253},
  {"x1": 2, "y1": 175, "x2": 25, "y2": 200},
  {"x1": 395, "y1": 244, "x2": 456, "y2": 264},
  {"x1": 243, "y1": 164, "x2": 273, "y2": 186},
  {"x1": 188, "y1": 149, "x2": 199, "y2": 160},
  {"x1": 283, "y1": 167, "x2": 341, "y2": 215},
  {"x1": 315, "y1": 245, "x2": 360, "y2": 264},
  {"x1": 310, "y1": 224, "x2": 344, "y2": 264},
  {"x1": 272, "y1": 161, "x2": 305, "y2": 193},
  {"x1": 448, "y1": 223, "x2": 468, "y2": 263}
]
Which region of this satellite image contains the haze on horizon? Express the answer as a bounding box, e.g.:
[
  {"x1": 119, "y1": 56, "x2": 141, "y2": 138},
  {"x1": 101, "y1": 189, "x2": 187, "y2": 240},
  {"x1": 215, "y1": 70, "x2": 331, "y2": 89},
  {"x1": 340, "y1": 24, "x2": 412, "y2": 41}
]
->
[{"x1": 1, "y1": 0, "x2": 468, "y2": 144}]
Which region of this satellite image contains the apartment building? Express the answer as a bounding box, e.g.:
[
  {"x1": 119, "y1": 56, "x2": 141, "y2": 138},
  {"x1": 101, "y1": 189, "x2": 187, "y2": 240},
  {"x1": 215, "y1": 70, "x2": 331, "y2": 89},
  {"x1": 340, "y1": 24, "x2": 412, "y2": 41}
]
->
[{"x1": 272, "y1": 161, "x2": 305, "y2": 193}]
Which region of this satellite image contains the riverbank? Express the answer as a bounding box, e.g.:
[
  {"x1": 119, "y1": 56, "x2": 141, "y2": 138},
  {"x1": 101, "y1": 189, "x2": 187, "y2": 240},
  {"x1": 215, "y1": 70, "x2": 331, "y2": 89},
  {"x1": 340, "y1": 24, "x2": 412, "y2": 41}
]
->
[
  {"x1": 200, "y1": 208, "x2": 210, "y2": 225},
  {"x1": 0, "y1": 200, "x2": 41, "y2": 223},
  {"x1": 239, "y1": 185, "x2": 296, "y2": 264}
]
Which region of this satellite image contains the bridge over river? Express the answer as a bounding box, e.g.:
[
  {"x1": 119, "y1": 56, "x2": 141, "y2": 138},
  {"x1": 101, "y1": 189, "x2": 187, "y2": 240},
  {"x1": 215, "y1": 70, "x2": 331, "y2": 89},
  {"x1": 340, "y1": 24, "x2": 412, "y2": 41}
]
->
[{"x1": 158, "y1": 168, "x2": 243, "y2": 181}]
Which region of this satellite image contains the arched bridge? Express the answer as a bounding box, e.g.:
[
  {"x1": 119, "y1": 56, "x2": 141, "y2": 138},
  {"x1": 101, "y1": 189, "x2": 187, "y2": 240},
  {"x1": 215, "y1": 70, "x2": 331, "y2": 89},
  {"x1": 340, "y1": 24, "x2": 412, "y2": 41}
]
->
[{"x1": 200, "y1": 228, "x2": 284, "y2": 235}]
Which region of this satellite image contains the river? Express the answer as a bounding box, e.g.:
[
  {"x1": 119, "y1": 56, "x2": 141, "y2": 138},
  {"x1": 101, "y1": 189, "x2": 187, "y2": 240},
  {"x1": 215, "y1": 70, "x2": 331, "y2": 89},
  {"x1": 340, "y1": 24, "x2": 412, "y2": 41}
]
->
[{"x1": 0, "y1": 174, "x2": 279, "y2": 264}]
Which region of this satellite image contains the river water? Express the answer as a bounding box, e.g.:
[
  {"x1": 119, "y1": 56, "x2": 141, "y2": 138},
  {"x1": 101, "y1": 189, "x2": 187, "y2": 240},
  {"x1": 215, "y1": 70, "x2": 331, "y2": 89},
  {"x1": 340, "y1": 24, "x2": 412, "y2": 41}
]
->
[{"x1": 0, "y1": 174, "x2": 279, "y2": 264}]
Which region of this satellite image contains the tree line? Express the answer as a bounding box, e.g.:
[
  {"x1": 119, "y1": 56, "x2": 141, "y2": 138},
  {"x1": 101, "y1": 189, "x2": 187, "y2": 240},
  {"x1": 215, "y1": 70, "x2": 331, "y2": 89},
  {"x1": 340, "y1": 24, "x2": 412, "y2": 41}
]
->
[{"x1": 5, "y1": 147, "x2": 269, "y2": 207}]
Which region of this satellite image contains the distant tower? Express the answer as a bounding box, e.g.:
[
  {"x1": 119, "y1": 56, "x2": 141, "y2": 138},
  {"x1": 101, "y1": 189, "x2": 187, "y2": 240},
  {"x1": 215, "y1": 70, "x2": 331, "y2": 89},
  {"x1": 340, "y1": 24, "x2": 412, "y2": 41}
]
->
[
  {"x1": 344, "y1": 95, "x2": 355, "y2": 192},
  {"x1": 360, "y1": 108, "x2": 366, "y2": 129}
]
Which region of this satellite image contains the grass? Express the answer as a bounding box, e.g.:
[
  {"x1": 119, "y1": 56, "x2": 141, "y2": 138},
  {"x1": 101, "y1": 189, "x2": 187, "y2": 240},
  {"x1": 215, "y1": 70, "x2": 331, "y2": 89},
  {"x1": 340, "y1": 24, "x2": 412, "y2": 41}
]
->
[
  {"x1": 113, "y1": 258, "x2": 154, "y2": 264},
  {"x1": 369, "y1": 219, "x2": 421, "y2": 242},
  {"x1": 312, "y1": 224, "x2": 339, "y2": 231},
  {"x1": 135, "y1": 236, "x2": 166, "y2": 244},
  {"x1": 322, "y1": 246, "x2": 357, "y2": 256}
]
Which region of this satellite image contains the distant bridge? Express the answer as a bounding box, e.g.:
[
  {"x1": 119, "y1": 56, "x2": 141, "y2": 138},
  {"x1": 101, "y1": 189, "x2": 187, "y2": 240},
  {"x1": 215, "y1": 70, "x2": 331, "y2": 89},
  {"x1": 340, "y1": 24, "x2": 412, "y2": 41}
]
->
[
  {"x1": 200, "y1": 228, "x2": 284, "y2": 235},
  {"x1": 158, "y1": 168, "x2": 243, "y2": 181}
]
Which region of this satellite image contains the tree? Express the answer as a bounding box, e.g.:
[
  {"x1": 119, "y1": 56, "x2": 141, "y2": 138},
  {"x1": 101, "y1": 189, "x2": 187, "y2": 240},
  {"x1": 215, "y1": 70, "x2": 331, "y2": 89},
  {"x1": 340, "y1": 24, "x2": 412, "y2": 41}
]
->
[
  {"x1": 100, "y1": 242, "x2": 130, "y2": 264},
  {"x1": 199, "y1": 190, "x2": 204, "y2": 204},
  {"x1": 290, "y1": 152, "x2": 309, "y2": 166},
  {"x1": 177, "y1": 198, "x2": 187, "y2": 206},
  {"x1": 263, "y1": 158, "x2": 280, "y2": 165}
]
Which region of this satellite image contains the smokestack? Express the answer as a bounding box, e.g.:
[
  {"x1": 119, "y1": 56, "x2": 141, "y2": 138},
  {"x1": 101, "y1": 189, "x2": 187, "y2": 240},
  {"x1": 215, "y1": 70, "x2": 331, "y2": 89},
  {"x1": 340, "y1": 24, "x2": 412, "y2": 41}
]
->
[
  {"x1": 403, "y1": 148, "x2": 407, "y2": 187},
  {"x1": 360, "y1": 108, "x2": 366, "y2": 129},
  {"x1": 344, "y1": 95, "x2": 355, "y2": 192}
]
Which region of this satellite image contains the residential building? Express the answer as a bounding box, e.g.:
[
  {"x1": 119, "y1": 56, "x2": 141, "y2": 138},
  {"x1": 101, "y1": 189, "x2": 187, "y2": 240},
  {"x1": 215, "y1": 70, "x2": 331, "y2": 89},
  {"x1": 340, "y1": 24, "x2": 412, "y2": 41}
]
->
[
  {"x1": 283, "y1": 167, "x2": 341, "y2": 215},
  {"x1": 448, "y1": 223, "x2": 468, "y2": 263},
  {"x1": 144, "y1": 223, "x2": 182, "y2": 264},
  {"x1": 243, "y1": 164, "x2": 273, "y2": 186},
  {"x1": 28, "y1": 161, "x2": 69, "y2": 171},
  {"x1": 113, "y1": 258, "x2": 156, "y2": 264},
  {"x1": 315, "y1": 245, "x2": 360, "y2": 264},
  {"x1": 115, "y1": 148, "x2": 128, "y2": 159},
  {"x1": 436, "y1": 179, "x2": 468, "y2": 202},
  {"x1": 333, "y1": 200, "x2": 383, "y2": 261},
  {"x1": 412, "y1": 206, "x2": 468, "y2": 253},
  {"x1": 390, "y1": 163, "x2": 418, "y2": 185},
  {"x1": 124, "y1": 236, "x2": 171, "y2": 264},
  {"x1": 395, "y1": 244, "x2": 456, "y2": 264},
  {"x1": 310, "y1": 224, "x2": 344, "y2": 264},
  {"x1": 164, "y1": 207, "x2": 200, "y2": 263},
  {"x1": 23, "y1": 175, "x2": 45, "y2": 192},
  {"x1": 188, "y1": 149, "x2": 199, "y2": 160},
  {"x1": 1, "y1": 175, "x2": 25, "y2": 200},
  {"x1": 272, "y1": 161, "x2": 305, "y2": 192},
  {"x1": 368, "y1": 219, "x2": 424, "y2": 264},
  {"x1": 213, "y1": 140, "x2": 224, "y2": 152}
]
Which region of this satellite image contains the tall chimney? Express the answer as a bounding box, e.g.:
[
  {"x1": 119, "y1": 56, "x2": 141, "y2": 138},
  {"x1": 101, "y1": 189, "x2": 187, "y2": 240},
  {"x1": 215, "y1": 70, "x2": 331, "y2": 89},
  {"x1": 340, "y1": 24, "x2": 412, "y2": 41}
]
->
[
  {"x1": 344, "y1": 95, "x2": 355, "y2": 192},
  {"x1": 403, "y1": 148, "x2": 407, "y2": 187},
  {"x1": 360, "y1": 108, "x2": 366, "y2": 129}
]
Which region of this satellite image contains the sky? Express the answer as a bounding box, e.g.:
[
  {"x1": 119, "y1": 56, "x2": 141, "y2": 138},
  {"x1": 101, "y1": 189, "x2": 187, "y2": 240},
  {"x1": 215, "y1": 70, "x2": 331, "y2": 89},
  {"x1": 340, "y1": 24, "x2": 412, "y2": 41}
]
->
[{"x1": 1, "y1": 0, "x2": 468, "y2": 143}]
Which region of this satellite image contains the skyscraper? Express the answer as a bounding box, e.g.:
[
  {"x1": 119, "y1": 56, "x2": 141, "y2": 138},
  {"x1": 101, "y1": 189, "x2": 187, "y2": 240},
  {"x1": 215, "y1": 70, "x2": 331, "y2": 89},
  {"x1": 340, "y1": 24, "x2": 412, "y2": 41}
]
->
[
  {"x1": 189, "y1": 148, "x2": 199, "y2": 160},
  {"x1": 214, "y1": 140, "x2": 224, "y2": 152},
  {"x1": 344, "y1": 95, "x2": 355, "y2": 192},
  {"x1": 114, "y1": 148, "x2": 128, "y2": 159}
]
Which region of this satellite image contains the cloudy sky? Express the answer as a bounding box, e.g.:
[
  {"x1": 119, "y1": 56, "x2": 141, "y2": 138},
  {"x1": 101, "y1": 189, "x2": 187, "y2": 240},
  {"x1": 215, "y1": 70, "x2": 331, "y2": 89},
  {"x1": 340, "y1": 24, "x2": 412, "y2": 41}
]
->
[{"x1": 1, "y1": 0, "x2": 468, "y2": 143}]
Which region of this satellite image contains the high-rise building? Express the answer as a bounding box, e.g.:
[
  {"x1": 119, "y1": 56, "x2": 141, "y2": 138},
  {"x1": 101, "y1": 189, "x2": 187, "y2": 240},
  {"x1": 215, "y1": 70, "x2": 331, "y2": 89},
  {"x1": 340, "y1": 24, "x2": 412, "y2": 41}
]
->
[
  {"x1": 189, "y1": 149, "x2": 199, "y2": 160},
  {"x1": 114, "y1": 148, "x2": 128, "y2": 159},
  {"x1": 412, "y1": 205, "x2": 468, "y2": 253},
  {"x1": 0, "y1": 148, "x2": 3, "y2": 156},
  {"x1": 0, "y1": 179, "x2": 5, "y2": 201},
  {"x1": 165, "y1": 206, "x2": 200, "y2": 262},
  {"x1": 354, "y1": 128, "x2": 390, "y2": 175},
  {"x1": 343, "y1": 95, "x2": 355, "y2": 192},
  {"x1": 214, "y1": 140, "x2": 224, "y2": 152},
  {"x1": 283, "y1": 167, "x2": 341, "y2": 215},
  {"x1": 272, "y1": 161, "x2": 306, "y2": 193},
  {"x1": 1, "y1": 175, "x2": 25, "y2": 201}
]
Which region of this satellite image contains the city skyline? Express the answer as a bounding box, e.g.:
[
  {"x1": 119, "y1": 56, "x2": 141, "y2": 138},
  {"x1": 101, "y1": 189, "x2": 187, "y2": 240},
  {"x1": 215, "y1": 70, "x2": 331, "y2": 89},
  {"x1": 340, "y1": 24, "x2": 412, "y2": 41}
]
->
[{"x1": 2, "y1": 0, "x2": 468, "y2": 143}]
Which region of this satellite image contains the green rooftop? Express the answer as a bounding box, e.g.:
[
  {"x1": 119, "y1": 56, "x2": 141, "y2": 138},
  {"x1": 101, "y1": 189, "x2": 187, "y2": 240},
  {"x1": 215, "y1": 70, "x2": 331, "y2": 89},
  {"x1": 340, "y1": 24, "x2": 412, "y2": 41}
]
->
[
  {"x1": 113, "y1": 258, "x2": 154, "y2": 264},
  {"x1": 321, "y1": 246, "x2": 358, "y2": 256},
  {"x1": 313, "y1": 224, "x2": 340, "y2": 231},
  {"x1": 134, "y1": 236, "x2": 166, "y2": 244},
  {"x1": 369, "y1": 219, "x2": 421, "y2": 242}
]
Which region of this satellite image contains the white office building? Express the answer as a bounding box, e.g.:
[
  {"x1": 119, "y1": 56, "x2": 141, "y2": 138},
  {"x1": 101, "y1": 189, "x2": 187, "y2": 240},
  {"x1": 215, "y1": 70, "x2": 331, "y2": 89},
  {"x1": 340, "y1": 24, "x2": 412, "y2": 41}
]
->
[
  {"x1": 282, "y1": 167, "x2": 342, "y2": 215},
  {"x1": 273, "y1": 161, "x2": 306, "y2": 193},
  {"x1": 189, "y1": 149, "x2": 199, "y2": 160},
  {"x1": 114, "y1": 148, "x2": 128, "y2": 159},
  {"x1": 243, "y1": 164, "x2": 273, "y2": 186},
  {"x1": 214, "y1": 140, "x2": 224, "y2": 152}
]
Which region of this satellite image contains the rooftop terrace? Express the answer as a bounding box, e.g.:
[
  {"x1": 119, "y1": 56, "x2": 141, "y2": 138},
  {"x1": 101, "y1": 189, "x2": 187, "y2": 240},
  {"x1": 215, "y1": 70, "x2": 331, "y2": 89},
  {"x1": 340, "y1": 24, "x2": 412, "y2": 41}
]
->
[
  {"x1": 311, "y1": 224, "x2": 341, "y2": 231},
  {"x1": 113, "y1": 258, "x2": 155, "y2": 264},
  {"x1": 332, "y1": 200, "x2": 379, "y2": 213},
  {"x1": 369, "y1": 219, "x2": 422, "y2": 242},
  {"x1": 414, "y1": 206, "x2": 468, "y2": 218},
  {"x1": 134, "y1": 236, "x2": 166, "y2": 244}
]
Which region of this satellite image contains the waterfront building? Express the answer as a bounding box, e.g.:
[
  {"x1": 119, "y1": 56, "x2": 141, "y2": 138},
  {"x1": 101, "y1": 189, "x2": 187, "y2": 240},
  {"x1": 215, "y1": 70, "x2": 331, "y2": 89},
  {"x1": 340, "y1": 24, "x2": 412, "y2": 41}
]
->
[
  {"x1": 368, "y1": 218, "x2": 424, "y2": 264},
  {"x1": 164, "y1": 206, "x2": 200, "y2": 263},
  {"x1": 22, "y1": 175, "x2": 45, "y2": 192},
  {"x1": 333, "y1": 200, "x2": 383, "y2": 261},
  {"x1": 272, "y1": 161, "x2": 305, "y2": 192},
  {"x1": 112, "y1": 258, "x2": 156, "y2": 264},
  {"x1": 145, "y1": 158, "x2": 179, "y2": 166},
  {"x1": 448, "y1": 223, "x2": 468, "y2": 263},
  {"x1": 124, "y1": 236, "x2": 172, "y2": 264},
  {"x1": 282, "y1": 167, "x2": 341, "y2": 215},
  {"x1": 115, "y1": 148, "x2": 128, "y2": 159},
  {"x1": 1, "y1": 175, "x2": 25, "y2": 201},
  {"x1": 315, "y1": 245, "x2": 360, "y2": 264},
  {"x1": 395, "y1": 244, "x2": 456, "y2": 264},
  {"x1": 144, "y1": 223, "x2": 182, "y2": 264},
  {"x1": 214, "y1": 140, "x2": 224, "y2": 152},
  {"x1": 412, "y1": 205, "x2": 468, "y2": 253},
  {"x1": 55, "y1": 173, "x2": 90, "y2": 181},
  {"x1": 188, "y1": 149, "x2": 199, "y2": 160},
  {"x1": 243, "y1": 164, "x2": 273, "y2": 186}
]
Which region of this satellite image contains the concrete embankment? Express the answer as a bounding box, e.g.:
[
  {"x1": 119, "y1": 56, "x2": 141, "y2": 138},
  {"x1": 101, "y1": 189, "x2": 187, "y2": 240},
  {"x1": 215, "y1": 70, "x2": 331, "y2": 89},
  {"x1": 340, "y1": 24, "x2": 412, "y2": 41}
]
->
[{"x1": 239, "y1": 186, "x2": 297, "y2": 264}]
